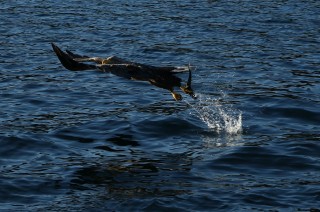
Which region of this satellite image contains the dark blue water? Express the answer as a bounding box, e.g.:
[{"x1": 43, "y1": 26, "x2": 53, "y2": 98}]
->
[{"x1": 1, "y1": 0, "x2": 320, "y2": 211}]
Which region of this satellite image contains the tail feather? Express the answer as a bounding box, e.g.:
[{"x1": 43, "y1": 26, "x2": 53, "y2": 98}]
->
[{"x1": 51, "y1": 43, "x2": 96, "y2": 71}]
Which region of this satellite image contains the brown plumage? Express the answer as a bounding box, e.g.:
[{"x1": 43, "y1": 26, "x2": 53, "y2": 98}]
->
[{"x1": 51, "y1": 43, "x2": 195, "y2": 100}]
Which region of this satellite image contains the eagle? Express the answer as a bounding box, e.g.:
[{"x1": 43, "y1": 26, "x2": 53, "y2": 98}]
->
[{"x1": 51, "y1": 43, "x2": 196, "y2": 101}]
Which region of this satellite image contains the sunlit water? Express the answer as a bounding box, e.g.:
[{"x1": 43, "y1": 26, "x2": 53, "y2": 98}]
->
[
  {"x1": 188, "y1": 93, "x2": 242, "y2": 134},
  {"x1": 1, "y1": 0, "x2": 320, "y2": 211}
]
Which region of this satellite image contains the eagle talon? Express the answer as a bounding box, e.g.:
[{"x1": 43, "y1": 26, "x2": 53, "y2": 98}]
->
[
  {"x1": 180, "y1": 85, "x2": 196, "y2": 99},
  {"x1": 171, "y1": 92, "x2": 182, "y2": 101}
]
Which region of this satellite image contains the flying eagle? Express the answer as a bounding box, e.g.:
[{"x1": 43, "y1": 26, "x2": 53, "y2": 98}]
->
[{"x1": 51, "y1": 43, "x2": 195, "y2": 101}]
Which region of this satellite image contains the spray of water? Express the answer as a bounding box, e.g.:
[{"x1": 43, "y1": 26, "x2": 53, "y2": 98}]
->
[{"x1": 187, "y1": 93, "x2": 242, "y2": 135}]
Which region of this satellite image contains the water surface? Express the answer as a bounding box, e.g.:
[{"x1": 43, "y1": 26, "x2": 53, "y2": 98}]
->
[{"x1": 1, "y1": 0, "x2": 320, "y2": 211}]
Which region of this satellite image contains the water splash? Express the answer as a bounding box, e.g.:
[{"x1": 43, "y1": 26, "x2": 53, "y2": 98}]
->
[{"x1": 187, "y1": 93, "x2": 242, "y2": 135}]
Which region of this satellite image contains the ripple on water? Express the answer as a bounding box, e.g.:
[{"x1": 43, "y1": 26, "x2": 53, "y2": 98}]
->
[{"x1": 1, "y1": 0, "x2": 320, "y2": 211}]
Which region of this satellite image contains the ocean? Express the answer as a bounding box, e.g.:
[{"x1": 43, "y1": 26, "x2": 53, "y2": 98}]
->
[{"x1": 1, "y1": 0, "x2": 319, "y2": 211}]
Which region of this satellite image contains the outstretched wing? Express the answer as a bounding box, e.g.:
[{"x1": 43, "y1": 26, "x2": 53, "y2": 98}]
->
[
  {"x1": 66, "y1": 50, "x2": 106, "y2": 64},
  {"x1": 52, "y1": 43, "x2": 97, "y2": 71},
  {"x1": 65, "y1": 50, "x2": 90, "y2": 60},
  {"x1": 51, "y1": 43, "x2": 196, "y2": 100}
]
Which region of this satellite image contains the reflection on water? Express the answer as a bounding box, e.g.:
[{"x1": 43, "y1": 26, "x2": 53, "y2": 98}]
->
[
  {"x1": 71, "y1": 152, "x2": 193, "y2": 195},
  {"x1": 201, "y1": 132, "x2": 243, "y2": 148},
  {"x1": 38, "y1": 149, "x2": 196, "y2": 211}
]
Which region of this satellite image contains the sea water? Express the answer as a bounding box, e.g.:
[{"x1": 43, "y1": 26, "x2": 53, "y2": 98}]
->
[
  {"x1": 1, "y1": 0, "x2": 320, "y2": 211},
  {"x1": 189, "y1": 93, "x2": 242, "y2": 134}
]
